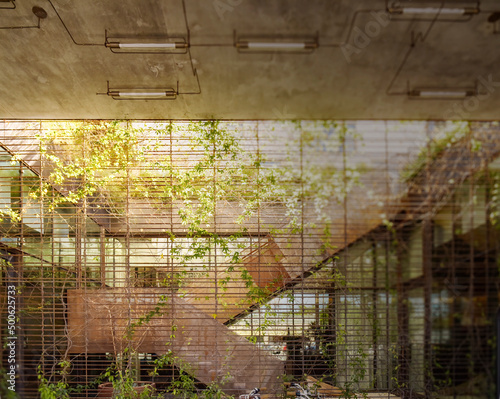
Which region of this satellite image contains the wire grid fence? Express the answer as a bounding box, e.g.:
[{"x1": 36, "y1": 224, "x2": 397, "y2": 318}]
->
[{"x1": 0, "y1": 120, "x2": 498, "y2": 398}]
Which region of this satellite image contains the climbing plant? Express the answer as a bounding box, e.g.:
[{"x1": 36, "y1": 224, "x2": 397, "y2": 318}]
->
[{"x1": 1, "y1": 119, "x2": 368, "y2": 398}]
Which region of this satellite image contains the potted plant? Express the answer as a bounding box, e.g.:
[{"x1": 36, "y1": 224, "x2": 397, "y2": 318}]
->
[{"x1": 96, "y1": 381, "x2": 156, "y2": 398}]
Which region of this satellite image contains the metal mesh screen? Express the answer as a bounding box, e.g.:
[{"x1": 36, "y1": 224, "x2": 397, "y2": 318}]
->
[{"x1": 0, "y1": 120, "x2": 498, "y2": 398}]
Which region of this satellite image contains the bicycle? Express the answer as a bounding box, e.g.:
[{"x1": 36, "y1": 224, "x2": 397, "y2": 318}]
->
[
  {"x1": 290, "y1": 382, "x2": 321, "y2": 399},
  {"x1": 239, "y1": 387, "x2": 261, "y2": 399}
]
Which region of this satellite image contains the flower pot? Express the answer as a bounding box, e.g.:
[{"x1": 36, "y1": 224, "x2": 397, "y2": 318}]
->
[{"x1": 96, "y1": 381, "x2": 156, "y2": 398}]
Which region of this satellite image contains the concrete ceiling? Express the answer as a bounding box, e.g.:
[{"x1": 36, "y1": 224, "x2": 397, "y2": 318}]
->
[{"x1": 1, "y1": 0, "x2": 499, "y2": 120}]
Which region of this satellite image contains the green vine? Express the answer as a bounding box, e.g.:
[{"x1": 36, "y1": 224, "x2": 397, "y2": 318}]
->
[{"x1": 2, "y1": 120, "x2": 369, "y2": 398}]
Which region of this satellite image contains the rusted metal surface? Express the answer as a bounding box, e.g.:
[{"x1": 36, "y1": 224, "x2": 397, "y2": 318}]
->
[
  {"x1": 0, "y1": 121, "x2": 499, "y2": 398},
  {"x1": 67, "y1": 288, "x2": 284, "y2": 394}
]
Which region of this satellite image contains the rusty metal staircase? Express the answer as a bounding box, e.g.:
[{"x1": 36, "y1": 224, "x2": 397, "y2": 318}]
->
[{"x1": 67, "y1": 288, "x2": 284, "y2": 395}]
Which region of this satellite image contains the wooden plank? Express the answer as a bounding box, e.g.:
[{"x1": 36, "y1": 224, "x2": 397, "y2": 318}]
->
[{"x1": 306, "y1": 376, "x2": 343, "y2": 398}]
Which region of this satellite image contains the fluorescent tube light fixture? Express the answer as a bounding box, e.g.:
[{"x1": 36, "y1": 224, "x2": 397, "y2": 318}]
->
[
  {"x1": 106, "y1": 42, "x2": 187, "y2": 50},
  {"x1": 107, "y1": 88, "x2": 177, "y2": 100},
  {"x1": 389, "y1": 4, "x2": 479, "y2": 15},
  {"x1": 409, "y1": 89, "x2": 476, "y2": 99},
  {"x1": 112, "y1": 43, "x2": 176, "y2": 49},
  {"x1": 237, "y1": 41, "x2": 317, "y2": 50},
  {"x1": 104, "y1": 32, "x2": 188, "y2": 53},
  {"x1": 234, "y1": 32, "x2": 318, "y2": 53}
]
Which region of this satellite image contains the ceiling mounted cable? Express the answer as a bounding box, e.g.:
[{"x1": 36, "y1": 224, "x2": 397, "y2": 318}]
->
[
  {"x1": 46, "y1": 0, "x2": 101, "y2": 46},
  {"x1": 385, "y1": 6, "x2": 457, "y2": 98},
  {"x1": 46, "y1": 0, "x2": 201, "y2": 99},
  {"x1": 0, "y1": 4, "x2": 46, "y2": 29}
]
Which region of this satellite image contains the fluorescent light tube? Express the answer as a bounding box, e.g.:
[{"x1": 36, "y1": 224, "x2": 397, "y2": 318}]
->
[
  {"x1": 237, "y1": 41, "x2": 317, "y2": 51},
  {"x1": 118, "y1": 43, "x2": 176, "y2": 49},
  {"x1": 108, "y1": 90, "x2": 176, "y2": 100},
  {"x1": 106, "y1": 42, "x2": 187, "y2": 50},
  {"x1": 114, "y1": 92, "x2": 169, "y2": 97},
  {"x1": 409, "y1": 89, "x2": 475, "y2": 99},
  {"x1": 391, "y1": 6, "x2": 479, "y2": 15},
  {"x1": 248, "y1": 42, "x2": 306, "y2": 49},
  {"x1": 404, "y1": 7, "x2": 466, "y2": 15}
]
